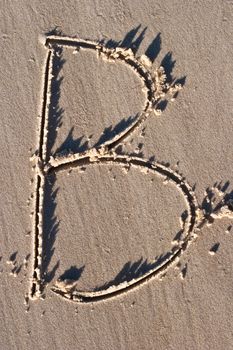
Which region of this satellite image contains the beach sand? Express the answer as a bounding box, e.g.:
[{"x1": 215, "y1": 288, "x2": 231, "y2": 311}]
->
[{"x1": 0, "y1": 1, "x2": 233, "y2": 349}]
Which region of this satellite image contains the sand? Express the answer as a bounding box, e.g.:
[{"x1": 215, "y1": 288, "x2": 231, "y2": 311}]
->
[{"x1": 0, "y1": 1, "x2": 233, "y2": 349}]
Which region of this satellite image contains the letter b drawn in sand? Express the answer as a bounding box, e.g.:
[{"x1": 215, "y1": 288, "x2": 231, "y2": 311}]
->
[{"x1": 30, "y1": 32, "x2": 233, "y2": 303}]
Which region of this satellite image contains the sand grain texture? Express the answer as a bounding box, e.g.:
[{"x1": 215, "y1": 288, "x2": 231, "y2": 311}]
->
[{"x1": 0, "y1": 1, "x2": 233, "y2": 349}]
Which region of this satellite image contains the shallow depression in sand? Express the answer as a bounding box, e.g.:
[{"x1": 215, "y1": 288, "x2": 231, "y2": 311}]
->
[
  {"x1": 44, "y1": 163, "x2": 188, "y2": 290},
  {"x1": 47, "y1": 47, "x2": 146, "y2": 157}
]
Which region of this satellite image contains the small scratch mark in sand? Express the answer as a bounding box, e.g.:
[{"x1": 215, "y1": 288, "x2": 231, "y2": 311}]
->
[{"x1": 209, "y1": 243, "x2": 220, "y2": 256}]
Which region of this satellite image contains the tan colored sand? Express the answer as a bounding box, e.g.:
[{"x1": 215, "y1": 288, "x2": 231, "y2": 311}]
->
[{"x1": 0, "y1": 1, "x2": 233, "y2": 349}]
